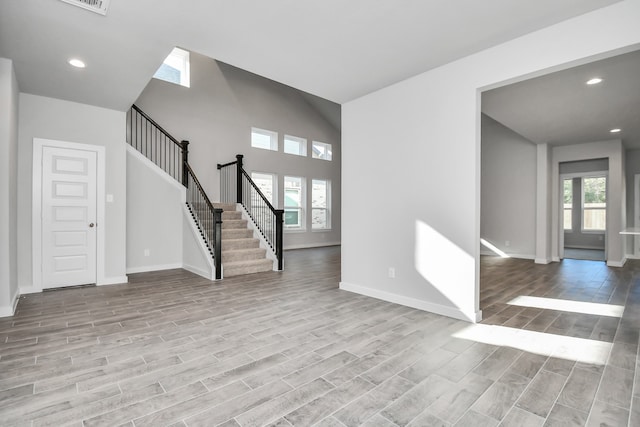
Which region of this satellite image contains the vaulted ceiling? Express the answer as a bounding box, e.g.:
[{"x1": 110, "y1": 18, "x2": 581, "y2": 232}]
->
[{"x1": 0, "y1": 0, "x2": 622, "y2": 111}]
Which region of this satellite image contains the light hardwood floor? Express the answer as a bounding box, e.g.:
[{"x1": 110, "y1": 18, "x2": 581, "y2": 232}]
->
[{"x1": 0, "y1": 248, "x2": 637, "y2": 426}]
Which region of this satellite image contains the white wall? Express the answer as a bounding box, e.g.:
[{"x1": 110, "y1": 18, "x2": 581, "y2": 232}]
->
[
  {"x1": 126, "y1": 147, "x2": 183, "y2": 273},
  {"x1": 17, "y1": 94, "x2": 127, "y2": 290},
  {"x1": 134, "y1": 53, "x2": 341, "y2": 249},
  {"x1": 342, "y1": 0, "x2": 640, "y2": 322},
  {"x1": 481, "y1": 114, "x2": 536, "y2": 259},
  {"x1": 0, "y1": 58, "x2": 19, "y2": 316}
]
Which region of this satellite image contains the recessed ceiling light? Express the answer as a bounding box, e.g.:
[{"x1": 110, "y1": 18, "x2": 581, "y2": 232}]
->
[
  {"x1": 586, "y1": 77, "x2": 603, "y2": 85},
  {"x1": 610, "y1": 128, "x2": 621, "y2": 133},
  {"x1": 68, "y1": 58, "x2": 86, "y2": 68}
]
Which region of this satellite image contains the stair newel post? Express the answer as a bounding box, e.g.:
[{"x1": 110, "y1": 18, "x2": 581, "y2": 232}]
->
[
  {"x1": 275, "y1": 209, "x2": 284, "y2": 270},
  {"x1": 181, "y1": 140, "x2": 190, "y2": 188},
  {"x1": 214, "y1": 207, "x2": 223, "y2": 280},
  {"x1": 236, "y1": 154, "x2": 244, "y2": 204}
]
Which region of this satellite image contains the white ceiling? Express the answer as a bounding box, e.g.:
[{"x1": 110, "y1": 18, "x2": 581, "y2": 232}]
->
[
  {"x1": 0, "y1": 0, "x2": 622, "y2": 111},
  {"x1": 483, "y1": 48, "x2": 640, "y2": 149}
]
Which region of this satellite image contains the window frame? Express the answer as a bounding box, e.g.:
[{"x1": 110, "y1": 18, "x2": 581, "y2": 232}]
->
[
  {"x1": 311, "y1": 179, "x2": 331, "y2": 230},
  {"x1": 581, "y1": 174, "x2": 607, "y2": 233},
  {"x1": 250, "y1": 171, "x2": 277, "y2": 206},
  {"x1": 284, "y1": 135, "x2": 307, "y2": 157},
  {"x1": 153, "y1": 47, "x2": 190, "y2": 88},
  {"x1": 284, "y1": 176, "x2": 305, "y2": 230},
  {"x1": 311, "y1": 141, "x2": 332, "y2": 161},
  {"x1": 563, "y1": 178, "x2": 573, "y2": 231},
  {"x1": 251, "y1": 127, "x2": 278, "y2": 151}
]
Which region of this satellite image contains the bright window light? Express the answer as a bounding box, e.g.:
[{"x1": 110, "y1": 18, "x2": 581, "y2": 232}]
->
[
  {"x1": 507, "y1": 295, "x2": 624, "y2": 318},
  {"x1": 284, "y1": 135, "x2": 307, "y2": 156},
  {"x1": 453, "y1": 324, "x2": 612, "y2": 365},
  {"x1": 312, "y1": 141, "x2": 332, "y2": 161},
  {"x1": 251, "y1": 128, "x2": 278, "y2": 151},
  {"x1": 153, "y1": 47, "x2": 190, "y2": 88}
]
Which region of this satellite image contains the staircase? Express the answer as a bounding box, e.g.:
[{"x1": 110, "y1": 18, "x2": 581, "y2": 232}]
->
[
  {"x1": 216, "y1": 204, "x2": 273, "y2": 277},
  {"x1": 128, "y1": 104, "x2": 281, "y2": 280}
]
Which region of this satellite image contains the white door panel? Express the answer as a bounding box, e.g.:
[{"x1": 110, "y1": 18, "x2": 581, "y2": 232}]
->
[{"x1": 42, "y1": 147, "x2": 97, "y2": 288}]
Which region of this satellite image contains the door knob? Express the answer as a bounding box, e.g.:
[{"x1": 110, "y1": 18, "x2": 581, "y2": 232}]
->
[{"x1": 89, "y1": 223, "x2": 95, "y2": 228}]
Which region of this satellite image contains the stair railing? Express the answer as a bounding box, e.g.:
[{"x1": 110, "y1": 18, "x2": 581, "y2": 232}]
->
[
  {"x1": 218, "y1": 155, "x2": 284, "y2": 270},
  {"x1": 127, "y1": 104, "x2": 223, "y2": 279}
]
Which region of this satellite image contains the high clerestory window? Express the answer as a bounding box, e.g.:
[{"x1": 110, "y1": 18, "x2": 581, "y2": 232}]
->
[{"x1": 153, "y1": 47, "x2": 190, "y2": 88}]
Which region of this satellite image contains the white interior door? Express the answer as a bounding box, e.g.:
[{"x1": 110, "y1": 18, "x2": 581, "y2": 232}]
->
[{"x1": 41, "y1": 146, "x2": 97, "y2": 288}]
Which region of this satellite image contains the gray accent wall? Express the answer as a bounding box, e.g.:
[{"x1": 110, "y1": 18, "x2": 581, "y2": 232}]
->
[
  {"x1": 0, "y1": 58, "x2": 19, "y2": 315},
  {"x1": 134, "y1": 52, "x2": 341, "y2": 249},
  {"x1": 481, "y1": 114, "x2": 537, "y2": 259}
]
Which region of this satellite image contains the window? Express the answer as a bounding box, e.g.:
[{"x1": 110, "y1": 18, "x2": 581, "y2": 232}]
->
[
  {"x1": 284, "y1": 135, "x2": 307, "y2": 156},
  {"x1": 563, "y1": 179, "x2": 572, "y2": 230},
  {"x1": 153, "y1": 47, "x2": 190, "y2": 87},
  {"x1": 312, "y1": 179, "x2": 330, "y2": 230},
  {"x1": 582, "y1": 176, "x2": 606, "y2": 231},
  {"x1": 312, "y1": 141, "x2": 332, "y2": 161},
  {"x1": 284, "y1": 176, "x2": 305, "y2": 229},
  {"x1": 251, "y1": 172, "x2": 276, "y2": 205},
  {"x1": 251, "y1": 128, "x2": 278, "y2": 151}
]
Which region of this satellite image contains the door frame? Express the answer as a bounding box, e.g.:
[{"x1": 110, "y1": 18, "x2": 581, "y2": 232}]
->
[
  {"x1": 32, "y1": 138, "x2": 106, "y2": 292},
  {"x1": 558, "y1": 171, "x2": 608, "y2": 261}
]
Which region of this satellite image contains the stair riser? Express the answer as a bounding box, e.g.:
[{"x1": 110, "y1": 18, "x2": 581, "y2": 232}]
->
[
  {"x1": 224, "y1": 261, "x2": 273, "y2": 277},
  {"x1": 222, "y1": 230, "x2": 254, "y2": 239},
  {"x1": 223, "y1": 239, "x2": 260, "y2": 250},
  {"x1": 222, "y1": 249, "x2": 267, "y2": 262}
]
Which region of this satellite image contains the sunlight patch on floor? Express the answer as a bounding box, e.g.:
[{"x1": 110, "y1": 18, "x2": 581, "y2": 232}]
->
[
  {"x1": 507, "y1": 295, "x2": 624, "y2": 318},
  {"x1": 453, "y1": 323, "x2": 612, "y2": 365}
]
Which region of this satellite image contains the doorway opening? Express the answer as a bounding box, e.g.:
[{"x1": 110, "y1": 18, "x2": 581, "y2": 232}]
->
[{"x1": 559, "y1": 160, "x2": 608, "y2": 262}]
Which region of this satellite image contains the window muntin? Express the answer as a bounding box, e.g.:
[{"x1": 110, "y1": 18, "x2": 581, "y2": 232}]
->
[
  {"x1": 284, "y1": 135, "x2": 307, "y2": 156},
  {"x1": 312, "y1": 141, "x2": 332, "y2": 161},
  {"x1": 582, "y1": 176, "x2": 606, "y2": 231},
  {"x1": 153, "y1": 47, "x2": 190, "y2": 87},
  {"x1": 251, "y1": 128, "x2": 278, "y2": 151},
  {"x1": 563, "y1": 179, "x2": 572, "y2": 231},
  {"x1": 312, "y1": 179, "x2": 330, "y2": 230},
  {"x1": 251, "y1": 172, "x2": 276, "y2": 205},
  {"x1": 284, "y1": 176, "x2": 304, "y2": 229}
]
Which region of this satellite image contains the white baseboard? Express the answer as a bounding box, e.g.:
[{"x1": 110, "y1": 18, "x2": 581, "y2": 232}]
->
[
  {"x1": 607, "y1": 258, "x2": 627, "y2": 268},
  {"x1": 480, "y1": 249, "x2": 534, "y2": 260},
  {"x1": 97, "y1": 275, "x2": 129, "y2": 286},
  {"x1": 183, "y1": 263, "x2": 214, "y2": 281},
  {"x1": 0, "y1": 305, "x2": 14, "y2": 318},
  {"x1": 20, "y1": 286, "x2": 39, "y2": 295},
  {"x1": 126, "y1": 263, "x2": 183, "y2": 274},
  {"x1": 535, "y1": 258, "x2": 551, "y2": 264},
  {"x1": 339, "y1": 281, "x2": 480, "y2": 323},
  {"x1": 284, "y1": 242, "x2": 341, "y2": 250},
  {"x1": 564, "y1": 245, "x2": 605, "y2": 250},
  {"x1": 625, "y1": 254, "x2": 640, "y2": 260}
]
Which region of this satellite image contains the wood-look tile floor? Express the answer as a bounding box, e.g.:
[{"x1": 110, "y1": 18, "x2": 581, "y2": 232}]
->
[{"x1": 0, "y1": 248, "x2": 638, "y2": 426}]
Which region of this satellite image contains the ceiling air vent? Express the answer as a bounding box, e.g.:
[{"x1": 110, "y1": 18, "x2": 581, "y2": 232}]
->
[{"x1": 59, "y1": 0, "x2": 110, "y2": 16}]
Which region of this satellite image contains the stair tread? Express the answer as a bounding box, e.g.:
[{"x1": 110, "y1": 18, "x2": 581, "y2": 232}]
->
[{"x1": 224, "y1": 258, "x2": 273, "y2": 267}]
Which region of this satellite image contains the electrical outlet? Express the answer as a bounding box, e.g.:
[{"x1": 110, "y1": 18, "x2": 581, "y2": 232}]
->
[
  {"x1": 505, "y1": 240, "x2": 510, "y2": 247},
  {"x1": 388, "y1": 267, "x2": 395, "y2": 278},
  {"x1": 144, "y1": 249, "x2": 150, "y2": 257}
]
